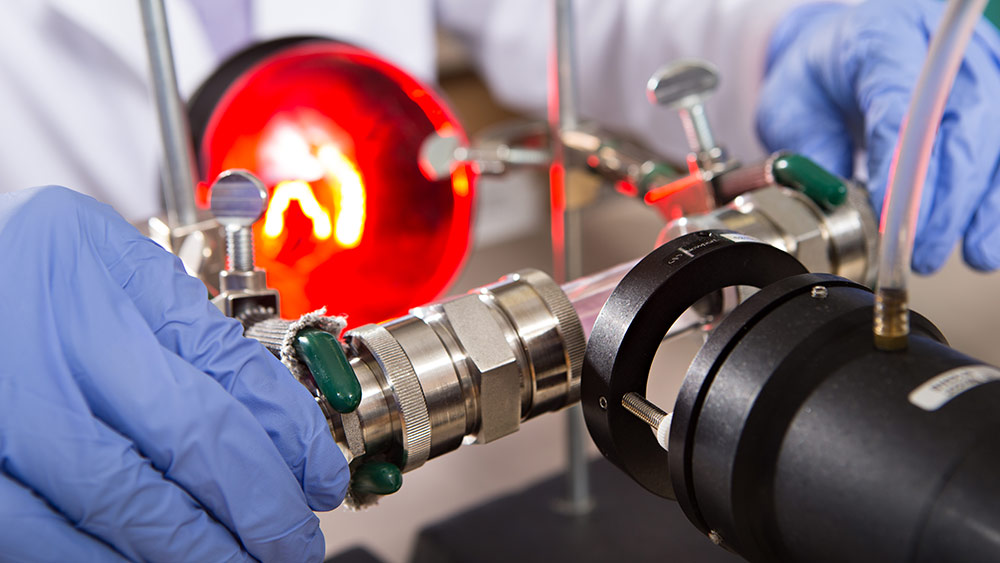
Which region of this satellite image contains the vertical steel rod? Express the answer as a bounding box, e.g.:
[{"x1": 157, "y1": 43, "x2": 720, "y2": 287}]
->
[
  {"x1": 549, "y1": 0, "x2": 593, "y2": 516},
  {"x1": 554, "y1": 0, "x2": 580, "y2": 132},
  {"x1": 139, "y1": 0, "x2": 199, "y2": 228}
]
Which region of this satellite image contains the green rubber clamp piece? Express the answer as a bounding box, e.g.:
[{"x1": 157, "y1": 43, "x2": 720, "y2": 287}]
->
[
  {"x1": 293, "y1": 328, "x2": 362, "y2": 413},
  {"x1": 987, "y1": 0, "x2": 1000, "y2": 32},
  {"x1": 352, "y1": 462, "x2": 403, "y2": 495},
  {"x1": 772, "y1": 153, "x2": 848, "y2": 210},
  {"x1": 638, "y1": 161, "x2": 682, "y2": 193}
]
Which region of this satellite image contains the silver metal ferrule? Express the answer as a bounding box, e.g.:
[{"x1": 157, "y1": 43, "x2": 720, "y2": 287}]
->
[{"x1": 329, "y1": 269, "x2": 586, "y2": 473}]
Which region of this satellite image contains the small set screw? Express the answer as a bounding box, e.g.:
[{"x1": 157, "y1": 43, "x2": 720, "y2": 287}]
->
[{"x1": 621, "y1": 392, "x2": 672, "y2": 451}]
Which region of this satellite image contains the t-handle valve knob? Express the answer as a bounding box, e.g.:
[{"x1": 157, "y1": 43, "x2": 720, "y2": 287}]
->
[
  {"x1": 647, "y1": 60, "x2": 725, "y2": 173},
  {"x1": 209, "y1": 169, "x2": 275, "y2": 305},
  {"x1": 210, "y1": 169, "x2": 267, "y2": 273}
]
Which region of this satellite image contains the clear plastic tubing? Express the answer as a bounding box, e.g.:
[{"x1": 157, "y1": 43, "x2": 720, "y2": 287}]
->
[{"x1": 874, "y1": 0, "x2": 987, "y2": 351}]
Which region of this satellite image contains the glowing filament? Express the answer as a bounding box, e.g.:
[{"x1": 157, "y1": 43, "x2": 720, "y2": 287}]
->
[
  {"x1": 261, "y1": 144, "x2": 367, "y2": 248},
  {"x1": 264, "y1": 180, "x2": 333, "y2": 240},
  {"x1": 317, "y1": 145, "x2": 366, "y2": 248}
]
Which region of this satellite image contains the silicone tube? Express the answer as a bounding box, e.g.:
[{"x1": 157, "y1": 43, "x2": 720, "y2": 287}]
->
[{"x1": 874, "y1": 0, "x2": 988, "y2": 350}]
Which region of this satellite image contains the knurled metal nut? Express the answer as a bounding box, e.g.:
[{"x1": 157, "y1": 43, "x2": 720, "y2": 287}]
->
[
  {"x1": 513, "y1": 269, "x2": 586, "y2": 402},
  {"x1": 347, "y1": 324, "x2": 432, "y2": 471}
]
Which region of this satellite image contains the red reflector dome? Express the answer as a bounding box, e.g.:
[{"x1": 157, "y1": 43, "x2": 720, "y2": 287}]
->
[{"x1": 197, "y1": 41, "x2": 475, "y2": 325}]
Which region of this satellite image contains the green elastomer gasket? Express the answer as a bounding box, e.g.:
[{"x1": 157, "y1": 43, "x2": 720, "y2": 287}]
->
[
  {"x1": 352, "y1": 462, "x2": 403, "y2": 495},
  {"x1": 772, "y1": 153, "x2": 848, "y2": 210},
  {"x1": 293, "y1": 328, "x2": 362, "y2": 413}
]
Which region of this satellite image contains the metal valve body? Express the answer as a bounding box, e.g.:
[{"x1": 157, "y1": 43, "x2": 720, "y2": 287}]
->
[{"x1": 315, "y1": 269, "x2": 585, "y2": 473}]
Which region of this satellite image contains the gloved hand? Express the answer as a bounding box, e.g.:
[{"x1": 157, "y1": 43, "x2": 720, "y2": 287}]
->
[
  {"x1": 757, "y1": 0, "x2": 1000, "y2": 273},
  {"x1": 0, "y1": 186, "x2": 350, "y2": 562}
]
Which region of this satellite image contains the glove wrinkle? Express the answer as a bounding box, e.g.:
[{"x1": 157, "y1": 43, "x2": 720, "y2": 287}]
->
[
  {"x1": 0, "y1": 186, "x2": 343, "y2": 563},
  {"x1": 762, "y1": 0, "x2": 1000, "y2": 273}
]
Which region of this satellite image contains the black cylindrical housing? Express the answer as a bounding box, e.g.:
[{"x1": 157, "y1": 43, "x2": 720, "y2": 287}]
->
[{"x1": 670, "y1": 273, "x2": 1000, "y2": 562}]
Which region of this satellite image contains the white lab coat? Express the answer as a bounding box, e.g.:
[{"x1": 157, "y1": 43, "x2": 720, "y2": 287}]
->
[{"x1": 0, "y1": 0, "x2": 823, "y2": 222}]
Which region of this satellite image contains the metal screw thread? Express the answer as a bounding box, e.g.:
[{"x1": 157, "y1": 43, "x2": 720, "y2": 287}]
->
[
  {"x1": 874, "y1": 287, "x2": 909, "y2": 351},
  {"x1": 622, "y1": 392, "x2": 667, "y2": 430},
  {"x1": 679, "y1": 103, "x2": 716, "y2": 155},
  {"x1": 227, "y1": 227, "x2": 254, "y2": 271}
]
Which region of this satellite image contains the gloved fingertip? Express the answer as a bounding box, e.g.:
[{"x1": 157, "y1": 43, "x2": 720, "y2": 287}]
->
[
  {"x1": 798, "y1": 144, "x2": 854, "y2": 182},
  {"x1": 963, "y1": 234, "x2": 1000, "y2": 272},
  {"x1": 303, "y1": 445, "x2": 351, "y2": 512},
  {"x1": 755, "y1": 92, "x2": 854, "y2": 180},
  {"x1": 911, "y1": 241, "x2": 951, "y2": 275}
]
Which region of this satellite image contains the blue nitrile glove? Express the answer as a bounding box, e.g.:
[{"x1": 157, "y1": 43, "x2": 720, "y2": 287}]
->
[
  {"x1": 0, "y1": 186, "x2": 350, "y2": 562},
  {"x1": 758, "y1": 0, "x2": 1000, "y2": 273}
]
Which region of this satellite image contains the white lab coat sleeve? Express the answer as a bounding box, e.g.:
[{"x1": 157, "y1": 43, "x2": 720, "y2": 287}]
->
[
  {"x1": 251, "y1": 0, "x2": 438, "y2": 84},
  {"x1": 436, "y1": 0, "x2": 833, "y2": 164}
]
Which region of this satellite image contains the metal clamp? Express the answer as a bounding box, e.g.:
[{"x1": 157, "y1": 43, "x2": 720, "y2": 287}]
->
[{"x1": 581, "y1": 230, "x2": 808, "y2": 498}]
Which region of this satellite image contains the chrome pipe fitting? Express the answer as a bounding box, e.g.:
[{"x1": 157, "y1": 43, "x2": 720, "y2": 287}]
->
[
  {"x1": 660, "y1": 184, "x2": 877, "y2": 285},
  {"x1": 328, "y1": 269, "x2": 586, "y2": 472}
]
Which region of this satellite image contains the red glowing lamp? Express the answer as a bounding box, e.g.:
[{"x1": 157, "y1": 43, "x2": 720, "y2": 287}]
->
[{"x1": 193, "y1": 40, "x2": 475, "y2": 325}]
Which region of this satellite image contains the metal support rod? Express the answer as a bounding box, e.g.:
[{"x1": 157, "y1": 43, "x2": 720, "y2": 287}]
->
[
  {"x1": 549, "y1": 0, "x2": 592, "y2": 516},
  {"x1": 139, "y1": 0, "x2": 199, "y2": 228},
  {"x1": 564, "y1": 404, "x2": 593, "y2": 512},
  {"x1": 554, "y1": 0, "x2": 580, "y2": 133}
]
